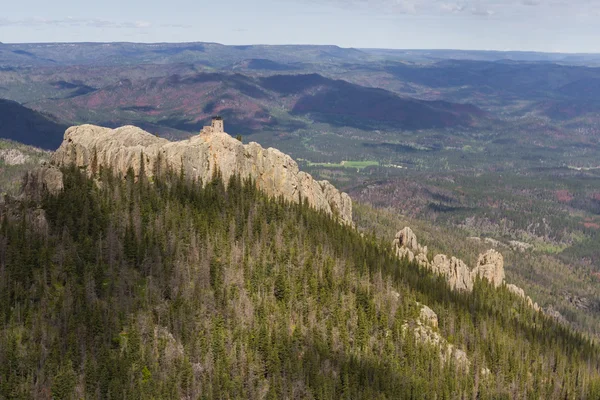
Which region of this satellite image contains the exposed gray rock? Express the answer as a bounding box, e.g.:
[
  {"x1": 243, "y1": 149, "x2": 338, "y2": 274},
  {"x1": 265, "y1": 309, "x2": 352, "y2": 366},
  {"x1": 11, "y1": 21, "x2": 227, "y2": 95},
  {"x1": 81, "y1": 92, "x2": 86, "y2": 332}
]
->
[
  {"x1": 403, "y1": 319, "x2": 469, "y2": 369},
  {"x1": 564, "y1": 293, "x2": 594, "y2": 312},
  {"x1": 506, "y1": 283, "x2": 525, "y2": 298},
  {"x1": 393, "y1": 227, "x2": 427, "y2": 255},
  {"x1": 431, "y1": 254, "x2": 473, "y2": 292},
  {"x1": 415, "y1": 252, "x2": 429, "y2": 268},
  {"x1": 392, "y1": 227, "x2": 537, "y2": 312},
  {"x1": 0, "y1": 149, "x2": 29, "y2": 165},
  {"x1": 472, "y1": 249, "x2": 505, "y2": 288},
  {"x1": 507, "y1": 283, "x2": 540, "y2": 312},
  {"x1": 395, "y1": 227, "x2": 418, "y2": 251},
  {"x1": 417, "y1": 303, "x2": 438, "y2": 328},
  {"x1": 20, "y1": 163, "x2": 64, "y2": 202},
  {"x1": 483, "y1": 237, "x2": 503, "y2": 248},
  {"x1": 50, "y1": 123, "x2": 353, "y2": 225},
  {"x1": 509, "y1": 240, "x2": 533, "y2": 252},
  {"x1": 396, "y1": 246, "x2": 415, "y2": 262},
  {"x1": 544, "y1": 306, "x2": 568, "y2": 325}
]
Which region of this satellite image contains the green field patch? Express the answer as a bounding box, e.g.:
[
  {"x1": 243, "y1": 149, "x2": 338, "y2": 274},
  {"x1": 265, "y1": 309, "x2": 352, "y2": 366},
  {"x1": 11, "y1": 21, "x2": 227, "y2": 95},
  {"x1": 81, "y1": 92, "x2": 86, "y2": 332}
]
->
[{"x1": 303, "y1": 159, "x2": 379, "y2": 169}]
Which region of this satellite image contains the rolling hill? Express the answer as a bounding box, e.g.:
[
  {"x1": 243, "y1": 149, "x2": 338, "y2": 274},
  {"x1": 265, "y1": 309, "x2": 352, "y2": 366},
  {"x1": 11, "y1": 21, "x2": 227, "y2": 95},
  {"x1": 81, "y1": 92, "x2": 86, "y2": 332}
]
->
[
  {"x1": 29, "y1": 72, "x2": 484, "y2": 136},
  {"x1": 0, "y1": 99, "x2": 67, "y2": 149}
]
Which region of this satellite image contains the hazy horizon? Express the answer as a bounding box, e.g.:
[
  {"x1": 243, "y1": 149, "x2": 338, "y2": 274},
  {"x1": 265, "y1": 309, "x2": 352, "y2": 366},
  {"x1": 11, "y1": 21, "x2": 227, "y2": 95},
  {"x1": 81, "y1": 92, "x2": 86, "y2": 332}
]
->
[
  {"x1": 2, "y1": 41, "x2": 600, "y2": 56},
  {"x1": 3, "y1": 0, "x2": 600, "y2": 53}
]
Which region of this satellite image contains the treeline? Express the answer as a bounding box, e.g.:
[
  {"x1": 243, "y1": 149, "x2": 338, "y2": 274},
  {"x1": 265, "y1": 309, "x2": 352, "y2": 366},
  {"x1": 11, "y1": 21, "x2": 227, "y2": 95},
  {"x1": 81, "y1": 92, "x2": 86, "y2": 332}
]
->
[{"x1": 0, "y1": 164, "x2": 600, "y2": 398}]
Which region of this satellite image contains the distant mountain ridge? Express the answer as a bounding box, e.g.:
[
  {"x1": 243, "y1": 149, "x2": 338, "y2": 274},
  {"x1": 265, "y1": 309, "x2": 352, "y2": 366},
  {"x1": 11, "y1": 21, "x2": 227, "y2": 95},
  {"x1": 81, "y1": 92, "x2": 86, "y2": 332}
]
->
[
  {"x1": 0, "y1": 42, "x2": 372, "y2": 68},
  {"x1": 3, "y1": 42, "x2": 600, "y2": 68},
  {"x1": 29, "y1": 72, "x2": 483, "y2": 138}
]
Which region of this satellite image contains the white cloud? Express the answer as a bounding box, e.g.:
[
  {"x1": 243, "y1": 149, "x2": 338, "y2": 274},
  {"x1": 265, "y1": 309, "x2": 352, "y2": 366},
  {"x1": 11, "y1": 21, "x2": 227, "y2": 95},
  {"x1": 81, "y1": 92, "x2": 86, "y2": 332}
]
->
[
  {"x1": 0, "y1": 17, "x2": 155, "y2": 29},
  {"x1": 300, "y1": 0, "x2": 600, "y2": 18}
]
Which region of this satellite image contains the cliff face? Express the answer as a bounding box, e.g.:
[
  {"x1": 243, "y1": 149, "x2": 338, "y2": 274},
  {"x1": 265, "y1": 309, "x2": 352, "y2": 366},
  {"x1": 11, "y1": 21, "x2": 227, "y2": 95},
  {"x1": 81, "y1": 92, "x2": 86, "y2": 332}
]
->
[
  {"x1": 392, "y1": 226, "x2": 541, "y2": 312},
  {"x1": 50, "y1": 124, "x2": 353, "y2": 225},
  {"x1": 393, "y1": 227, "x2": 505, "y2": 291}
]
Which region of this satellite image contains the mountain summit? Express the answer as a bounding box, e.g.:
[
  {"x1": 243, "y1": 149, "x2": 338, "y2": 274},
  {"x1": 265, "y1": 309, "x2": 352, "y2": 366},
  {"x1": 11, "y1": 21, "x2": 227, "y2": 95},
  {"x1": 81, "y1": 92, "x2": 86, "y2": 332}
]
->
[{"x1": 48, "y1": 118, "x2": 353, "y2": 225}]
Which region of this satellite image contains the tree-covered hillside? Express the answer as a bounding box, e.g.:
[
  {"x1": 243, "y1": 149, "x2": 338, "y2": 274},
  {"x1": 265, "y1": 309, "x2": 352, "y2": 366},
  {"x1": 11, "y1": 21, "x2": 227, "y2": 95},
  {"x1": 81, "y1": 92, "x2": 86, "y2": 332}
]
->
[{"x1": 1, "y1": 165, "x2": 600, "y2": 399}]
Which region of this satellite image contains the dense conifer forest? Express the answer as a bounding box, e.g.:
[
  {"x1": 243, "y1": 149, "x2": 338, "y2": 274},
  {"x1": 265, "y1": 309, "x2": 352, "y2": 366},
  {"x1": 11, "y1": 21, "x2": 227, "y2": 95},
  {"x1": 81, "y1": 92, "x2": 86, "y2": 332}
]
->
[{"x1": 1, "y1": 163, "x2": 600, "y2": 399}]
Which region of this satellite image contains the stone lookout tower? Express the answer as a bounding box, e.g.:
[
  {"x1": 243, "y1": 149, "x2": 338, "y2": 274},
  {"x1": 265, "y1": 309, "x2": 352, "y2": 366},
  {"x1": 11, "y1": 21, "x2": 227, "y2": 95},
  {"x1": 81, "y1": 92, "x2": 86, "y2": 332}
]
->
[
  {"x1": 201, "y1": 116, "x2": 224, "y2": 135},
  {"x1": 211, "y1": 116, "x2": 224, "y2": 133}
]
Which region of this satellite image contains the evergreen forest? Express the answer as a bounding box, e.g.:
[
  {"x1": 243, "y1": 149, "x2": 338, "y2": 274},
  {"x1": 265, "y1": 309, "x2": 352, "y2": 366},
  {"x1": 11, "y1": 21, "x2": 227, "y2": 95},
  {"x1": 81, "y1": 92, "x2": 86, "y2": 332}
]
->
[{"x1": 1, "y1": 164, "x2": 600, "y2": 399}]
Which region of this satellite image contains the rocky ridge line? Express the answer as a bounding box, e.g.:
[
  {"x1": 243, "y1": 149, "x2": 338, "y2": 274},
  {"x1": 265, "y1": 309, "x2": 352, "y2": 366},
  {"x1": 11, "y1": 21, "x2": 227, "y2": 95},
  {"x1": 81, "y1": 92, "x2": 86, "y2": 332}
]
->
[
  {"x1": 28, "y1": 124, "x2": 353, "y2": 225},
  {"x1": 393, "y1": 227, "x2": 539, "y2": 312}
]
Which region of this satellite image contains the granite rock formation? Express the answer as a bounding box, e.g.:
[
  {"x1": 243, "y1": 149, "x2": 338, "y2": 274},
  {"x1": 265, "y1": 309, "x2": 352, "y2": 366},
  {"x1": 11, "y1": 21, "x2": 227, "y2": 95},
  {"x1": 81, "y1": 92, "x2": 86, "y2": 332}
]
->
[
  {"x1": 507, "y1": 284, "x2": 540, "y2": 312},
  {"x1": 46, "y1": 123, "x2": 353, "y2": 225},
  {"x1": 417, "y1": 303, "x2": 438, "y2": 328},
  {"x1": 430, "y1": 254, "x2": 473, "y2": 292},
  {"x1": 21, "y1": 163, "x2": 64, "y2": 202},
  {"x1": 392, "y1": 227, "x2": 539, "y2": 313},
  {"x1": 393, "y1": 227, "x2": 427, "y2": 262},
  {"x1": 403, "y1": 303, "x2": 470, "y2": 369},
  {"x1": 473, "y1": 249, "x2": 505, "y2": 288}
]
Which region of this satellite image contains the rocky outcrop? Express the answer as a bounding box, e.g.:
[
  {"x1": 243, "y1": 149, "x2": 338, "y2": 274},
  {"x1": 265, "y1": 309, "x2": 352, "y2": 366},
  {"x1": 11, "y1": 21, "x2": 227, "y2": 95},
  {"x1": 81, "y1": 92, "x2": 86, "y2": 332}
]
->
[
  {"x1": 509, "y1": 240, "x2": 533, "y2": 252},
  {"x1": 403, "y1": 303, "x2": 469, "y2": 369},
  {"x1": 0, "y1": 149, "x2": 29, "y2": 165},
  {"x1": 473, "y1": 250, "x2": 505, "y2": 288},
  {"x1": 417, "y1": 303, "x2": 438, "y2": 328},
  {"x1": 507, "y1": 284, "x2": 540, "y2": 312},
  {"x1": 392, "y1": 227, "x2": 540, "y2": 313},
  {"x1": 505, "y1": 283, "x2": 525, "y2": 298},
  {"x1": 431, "y1": 254, "x2": 473, "y2": 291},
  {"x1": 544, "y1": 306, "x2": 568, "y2": 325},
  {"x1": 393, "y1": 227, "x2": 428, "y2": 262},
  {"x1": 564, "y1": 293, "x2": 597, "y2": 312},
  {"x1": 48, "y1": 123, "x2": 353, "y2": 225},
  {"x1": 20, "y1": 163, "x2": 64, "y2": 202},
  {"x1": 394, "y1": 227, "x2": 504, "y2": 292},
  {"x1": 394, "y1": 227, "x2": 426, "y2": 254}
]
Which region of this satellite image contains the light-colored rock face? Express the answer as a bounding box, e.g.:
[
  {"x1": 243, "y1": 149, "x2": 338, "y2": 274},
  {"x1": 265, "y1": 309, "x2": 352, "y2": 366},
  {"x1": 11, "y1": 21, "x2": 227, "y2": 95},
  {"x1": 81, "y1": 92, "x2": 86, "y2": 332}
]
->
[
  {"x1": 396, "y1": 246, "x2": 415, "y2": 262},
  {"x1": 393, "y1": 227, "x2": 427, "y2": 255},
  {"x1": 506, "y1": 283, "x2": 525, "y2": 299},
  {"x1": 51, "y1": 124, "x2": 353, "y2": 225},
  {"x1": 544, "y1": 306, "x2": 568, "y2": 325},
  {"x1": 507, "y1": 283, "x2": 540, "y2": 312},
  {"x1": 392, "y1": 226, "x2": 541, "y2": 313},
  {"x1": 395, "y1": 227, "x2": 418, "y2": 251},
  {"x1": 418, "y1": 303, "x2": 438, "y2": 329},
  {"x1": 0, "y1": 149, "x2": 29, "y2": 165},
  {"x1": 20, "y1": 163, "x2": 64, "y2": 202},
  {"x1": 509, "y1": 240, "x2": 533, "y2": 252},
  {"x1": 473, "y1": 249, "x2": 505, "y2": 288},
  {"x1": 403, "y1": 318, "x2": 470, "y2": 369},
  {"x1": 432, "y1": 255, "x2": 474, "y2": 292}
]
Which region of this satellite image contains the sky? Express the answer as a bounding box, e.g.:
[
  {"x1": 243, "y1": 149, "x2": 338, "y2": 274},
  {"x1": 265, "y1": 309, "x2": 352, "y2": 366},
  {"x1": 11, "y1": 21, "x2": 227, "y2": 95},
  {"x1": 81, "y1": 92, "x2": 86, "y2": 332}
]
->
[{"x1": 1, "y1": 0, "x2": 600, "y2": 53}]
